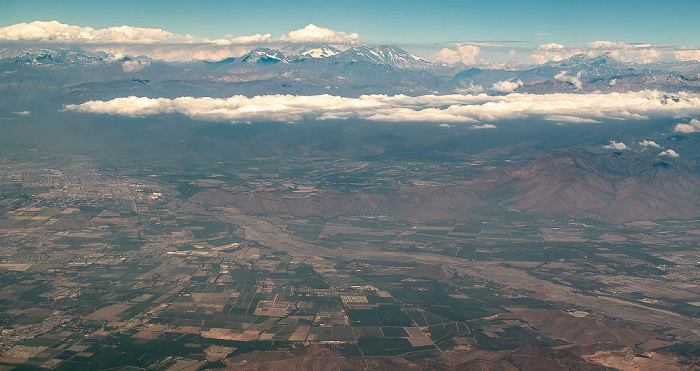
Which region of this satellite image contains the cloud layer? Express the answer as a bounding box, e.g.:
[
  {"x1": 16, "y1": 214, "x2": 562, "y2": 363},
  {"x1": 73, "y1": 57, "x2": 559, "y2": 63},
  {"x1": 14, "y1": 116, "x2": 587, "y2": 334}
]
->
[
  {"x1": 5, "y1": 21, "x2": 700, "y2": 65},
  {"x1": 64, "y1": 90, "x2": 700, "y2": 125},
  {"x1": 0, "y1": 21, "x2": 358, "y2": 46},
  {"x1": 0, "y1": 21, "x2": 182, "y2": 44},
  {"x1": 0, "y1": 21, "x2": 361, "y2": 62}
]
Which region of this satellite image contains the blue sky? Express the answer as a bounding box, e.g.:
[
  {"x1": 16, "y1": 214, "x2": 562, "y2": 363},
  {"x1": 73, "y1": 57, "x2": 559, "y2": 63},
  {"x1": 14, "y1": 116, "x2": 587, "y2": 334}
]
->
[{"x1": 2, "y1": 0, "x2": 699, "y2": 47}]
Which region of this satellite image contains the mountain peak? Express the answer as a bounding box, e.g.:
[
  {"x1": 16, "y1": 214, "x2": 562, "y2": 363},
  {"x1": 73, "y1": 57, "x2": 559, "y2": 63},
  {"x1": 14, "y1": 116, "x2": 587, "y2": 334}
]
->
[
  {"x1": 298, "y1": 44, "x2": 341, "y2": 59},
  {"x1": 240, "y1": 48, "x2": 287, "y2": 64},
  {"x1": 334, "y1": 45, "x2": 433, "y2": 69}
]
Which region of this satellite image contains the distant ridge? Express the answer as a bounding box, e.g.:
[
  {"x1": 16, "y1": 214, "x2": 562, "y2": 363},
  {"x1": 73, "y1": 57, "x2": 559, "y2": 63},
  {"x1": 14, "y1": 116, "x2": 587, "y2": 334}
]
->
[{"x1": 484, "y1": 149, "x2": 700, "y2": 221}]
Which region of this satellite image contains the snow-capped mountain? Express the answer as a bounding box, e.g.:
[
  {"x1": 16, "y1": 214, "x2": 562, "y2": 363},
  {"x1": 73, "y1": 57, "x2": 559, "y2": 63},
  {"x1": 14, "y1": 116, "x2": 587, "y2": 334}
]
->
[
  {"x1": 2, "y1": 45, "x2": 700, "y2": 100},
  {"x1": 239, "y1": 48, "x2": 288, "y2": 64},
  {"x1": 451, "y1": 52, "x2": 700, "y2": 93},
  {"x1": 0, "y1": 47, "x2": 107, "y2": 65},
  {"x1": 332, "y1": 45, "x2": 434, "y2": 69},
  {"x1": 536, "y1": 52, "x2": 633, "y2": 79},
  {"x1": 297, "y1": 45, "x2": 341, "y2": 59}
]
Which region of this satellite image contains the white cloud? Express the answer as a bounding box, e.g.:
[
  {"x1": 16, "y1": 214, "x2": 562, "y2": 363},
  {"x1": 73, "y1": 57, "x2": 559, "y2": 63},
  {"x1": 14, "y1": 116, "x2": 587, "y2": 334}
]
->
[
  {"x1": 531, "y1": 43, "x2": 567, "y2": 64},
  {"x1": 639, "y1": 139, "x2": 661, "y2": 148},
  {"x1": 544, "y1": 115, "x2": 601, "y2": 124},
  {"x1": 360, "y1": 107, "x2": 478, "y2": 123},
  {"x1": 0, "y1": 21, "x2": 360, "y2": 62},
  {"x1": 602, "y1": 140, "x2": 629, "y2": 150},
  {"x1": 454, "y1": 83, "x2": 484, "y2": 94},
  {"x1": 674, "y1": 118, "x2": 700, "y2": 133},
  {"x1": 675, "y1": 49, "x2": 700, "y2": 63},
  {"x1": 0, "y1": 21, "x2": 181, "y2": 44},
  {"x1": 12, "y1": 110, "x2": 31, "y2": 116},
  {"x1": 435, "y1": 44, "x2": 482, "y2": 65},
  {"x1": 674, "y1": 123, "x2": 697, "y2": 133},
  {"x1": 471, "y1": 124, "x2": 497, "y2": 129},
  {"x1": 279, "y1": 24, "x2": 359, "y2": 44},
  {"x1": 91, "y1": 44, "x2": 256, "y2": 62},
  {"x1": 659, "y1": 149, "x2": 679, "y2": 157},
  {"x1": 0, "y1": 21, "x2": 359, "y2": 46},
  {"x1": 64, "y1": 90, "x2": 700, "y2": 125},
  {"x1": 491, "y1": 79, "x2": 523, "y2": 93},
  {"x1": 554, "y1": 71, "x2": 583, "y2": 89},
  {"x1": 122, "y1": 60, "x2": 150, "y2": 72}
]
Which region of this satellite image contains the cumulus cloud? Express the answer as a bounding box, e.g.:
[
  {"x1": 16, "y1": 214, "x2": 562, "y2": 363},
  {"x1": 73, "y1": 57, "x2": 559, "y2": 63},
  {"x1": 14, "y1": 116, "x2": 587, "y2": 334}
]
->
[
  {"x1": 675, "y1": 49, "x2": 700, "y2": 63},
  {"x1": 471, "y1": 124, "x2": 497, "y2": 129},
  {"x1": 639, "y1": 139, "x2": 661, "y2": 148},
  {"x1": 0, "y1": 21, "x2": 359, "y2": 46},
  {"x1": 279, "y1": 24, "x2": 358, "y2": 44},
  {"x1": 602, "y1": 140, "x2": 629, "y2": 150},
  {"x1": 554, "y1": 71, "x2": 583, "y2": 89},
  {"x1": 674, "y1": 123, "x2": 697, "y2": 133},
  {"x1": 435, "y1": 44, "x2": 482, "y2": 65},
  {"x1": 63, "y1": 90, "x2": 700, "y2": 125},
  {"x1": 674, "y1": 118, "x2": 700, "y2": 133},
  {"x1": 530, "y1": 43, "x2": 567, "y2": 64},
  {"x1": 491, "y1": 79, "x2": 523, "y2": 93},
  {"x1": 122, "y1": 60, "x2": 150, "y2": 72},
  {"x1": 0, "y1": 21, "x2": 182, "y2": 44},
  {"x1": 12, "y1": 110, "x2": 31, "y2": 116},
  {"x1": 659, "y1": 149, "x2": 679, "y2": 157}
]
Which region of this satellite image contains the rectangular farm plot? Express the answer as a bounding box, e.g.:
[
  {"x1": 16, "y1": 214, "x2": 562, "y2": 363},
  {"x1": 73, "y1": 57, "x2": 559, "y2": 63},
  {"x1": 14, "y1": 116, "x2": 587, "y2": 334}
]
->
[
  {"x1": 308, "y1": 326, "x2": 357, "y2": 342},
  {"x1": 347, "y1": 305, "x2": 413, "y2": 327},
  {"x1": 254, "y1": 296, "x2": 292, "y2": 317},
  {"x1": 85, "y1": 304, "x2": 133, "y2": 321},
  {"x1": 404, "y1": 327, "x2": 435, "y2": 347}
]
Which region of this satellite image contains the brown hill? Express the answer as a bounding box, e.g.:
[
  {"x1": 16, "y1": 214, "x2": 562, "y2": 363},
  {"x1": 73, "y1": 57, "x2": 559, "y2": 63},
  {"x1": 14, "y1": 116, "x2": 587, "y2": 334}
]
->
[
  {"x1": 403, "y1": 264, "x2": 456, "y2": 284},
  {"x1": 499, "y1": 309, "x2": 651, "y2": 347},
  {"x1": 485, "y1": 150, "x2": 700, "y2": 222},
  {"x1": 224, "y1": 344, "x2": 616, "y2": 370}
]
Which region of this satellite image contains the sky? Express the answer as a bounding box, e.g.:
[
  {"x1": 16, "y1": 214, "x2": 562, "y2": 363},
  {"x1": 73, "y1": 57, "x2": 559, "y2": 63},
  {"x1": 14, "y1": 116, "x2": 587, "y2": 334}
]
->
[{"x1": 2, "y1": 0, "x2": 700, "y2": 47}]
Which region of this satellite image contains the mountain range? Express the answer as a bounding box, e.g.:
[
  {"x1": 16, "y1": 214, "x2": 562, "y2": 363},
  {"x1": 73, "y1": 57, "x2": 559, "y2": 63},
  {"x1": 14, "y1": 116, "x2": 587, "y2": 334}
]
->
[
  {"x1": 2, "y1": 45, "x2": 700, "y2": 102},
  {"x1": 479, "y1": 150, "x2": 700, "y2": 222}
]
